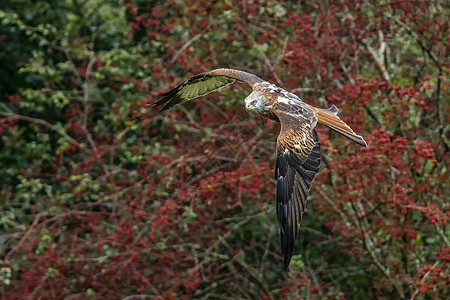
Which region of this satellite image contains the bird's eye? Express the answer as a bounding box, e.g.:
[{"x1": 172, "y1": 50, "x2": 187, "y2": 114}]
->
[{"x1": 250, "y1": 100, "x2": 257, "y2": 106}]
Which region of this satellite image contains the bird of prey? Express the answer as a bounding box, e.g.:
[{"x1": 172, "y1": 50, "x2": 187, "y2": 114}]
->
[{"x1": 153, "y1": 68, "x2": 367, "y2": 268}]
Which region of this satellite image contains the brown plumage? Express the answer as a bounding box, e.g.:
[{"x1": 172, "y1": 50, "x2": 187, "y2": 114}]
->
[{"x1": 152, "y1": 68, "x2": 367, "y2": 268}]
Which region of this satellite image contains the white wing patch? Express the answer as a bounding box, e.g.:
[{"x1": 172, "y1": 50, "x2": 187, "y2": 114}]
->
[
  {"x1": 277, "y1": 96, "x2": 293, "y2": 104},
  {"x1": 283, "y1": 112, "x2": 308, "y2": 121}
]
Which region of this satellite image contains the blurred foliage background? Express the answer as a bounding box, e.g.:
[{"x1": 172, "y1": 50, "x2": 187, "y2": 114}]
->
[{"x1": 0, "y1": 0, "x2": 448, "y2": 299}]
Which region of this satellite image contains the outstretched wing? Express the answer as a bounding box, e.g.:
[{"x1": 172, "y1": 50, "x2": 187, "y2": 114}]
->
[
  {"x1": 153, "y1": 68, "x2": 262, "y2": 111},
  {"x1": 272, "y1": 102, "x2": 321, "y2": 269}
]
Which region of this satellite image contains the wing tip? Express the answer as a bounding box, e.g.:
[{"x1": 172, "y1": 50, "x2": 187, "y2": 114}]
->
[
  {"x1": 151, "y1": 88, "x2": 182, "y2": 112},
  {"x1": 151, "y1": 98, "x2": 171, "y2": 112},
  {"x1": 284, "y1": 255, "x2": 292, "y2": 270},
  {"x1": 281, "y1": 233, "x2": 294, "y2": 270}
]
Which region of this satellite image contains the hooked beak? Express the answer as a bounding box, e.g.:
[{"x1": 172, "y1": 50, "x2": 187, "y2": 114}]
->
[{"x1": 246, "y1": 104, "x2": 254, "y2": 111}]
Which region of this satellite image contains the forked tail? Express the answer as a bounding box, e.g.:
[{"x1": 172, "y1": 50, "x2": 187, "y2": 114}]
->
[{"x1": 308, "y1": 105, "x2": 367, "y2": 147}]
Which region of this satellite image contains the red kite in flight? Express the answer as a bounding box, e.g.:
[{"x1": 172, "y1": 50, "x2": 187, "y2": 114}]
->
[{"x1": 153, "y1": 68, "x2": 367, "y2": 268}]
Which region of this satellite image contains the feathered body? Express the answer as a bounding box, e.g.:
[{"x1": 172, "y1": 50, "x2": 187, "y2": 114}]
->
[{"x1": 153, "y1": 68, "x2": 367, "y2": 268}]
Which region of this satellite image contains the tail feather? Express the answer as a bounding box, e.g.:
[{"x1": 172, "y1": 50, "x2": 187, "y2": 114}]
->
[{"x1": 309, "y1": 105, "x2": 367, "y2": 147}]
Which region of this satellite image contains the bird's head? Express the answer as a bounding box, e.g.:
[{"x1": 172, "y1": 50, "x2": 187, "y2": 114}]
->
[{"x1": 244, "y1": 91, "x2": 268, "y2": 113}]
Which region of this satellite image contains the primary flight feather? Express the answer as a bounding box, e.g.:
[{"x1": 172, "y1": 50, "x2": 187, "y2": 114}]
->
[{"x1": 153, "y1": 68, "x2": 367, "y2": 268}]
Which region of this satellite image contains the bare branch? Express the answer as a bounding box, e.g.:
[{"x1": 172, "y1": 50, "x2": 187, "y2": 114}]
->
[
  {"x1": 4, "y1": 213, "x2": 42, "y2": 261},
  {"x1": 410, "y1": 260, "x2": 441, "y2": 300},
  {"x1": 1, "y1": 112, "x2": 81, "y2": 147},
  {"x1": 171, "y1": 33, "x2": 204, "y2": 64}
]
